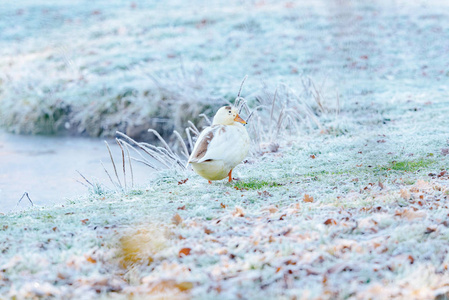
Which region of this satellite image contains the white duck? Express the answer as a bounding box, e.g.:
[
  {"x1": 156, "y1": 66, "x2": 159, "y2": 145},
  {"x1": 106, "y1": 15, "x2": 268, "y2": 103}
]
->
[{"x1": 187, "y1": 106, "x2": 250, "y2": 183}]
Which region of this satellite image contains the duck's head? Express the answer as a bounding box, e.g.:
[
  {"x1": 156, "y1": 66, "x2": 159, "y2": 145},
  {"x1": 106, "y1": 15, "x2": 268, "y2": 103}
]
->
[{"x1": 212, "y1": 106, "x2": 247, "y2": 126}]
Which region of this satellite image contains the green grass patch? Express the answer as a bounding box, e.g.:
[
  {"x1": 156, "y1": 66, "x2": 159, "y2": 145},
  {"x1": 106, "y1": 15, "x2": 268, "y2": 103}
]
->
[
  {"x1": 382, "y1": 158, "x2": 434, "y2": 172},
  {"x1": 233, "y1": 180, "x2": 282, "y2": 190}
]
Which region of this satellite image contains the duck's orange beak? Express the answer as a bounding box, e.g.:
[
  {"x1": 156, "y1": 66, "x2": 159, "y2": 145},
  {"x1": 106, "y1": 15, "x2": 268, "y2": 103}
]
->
[{"x1": 234, "y1": 114, "x2": 247, "y2": 124}]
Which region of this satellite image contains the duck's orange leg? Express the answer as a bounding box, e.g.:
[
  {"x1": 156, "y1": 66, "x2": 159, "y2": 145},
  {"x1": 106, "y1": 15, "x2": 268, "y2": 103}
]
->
[
  {"x1": 208, "y1": 180, "x2": 212, "y2": 184},
  {"x1": 228, "y1": 169, "x2": 233, "y2": 182}
]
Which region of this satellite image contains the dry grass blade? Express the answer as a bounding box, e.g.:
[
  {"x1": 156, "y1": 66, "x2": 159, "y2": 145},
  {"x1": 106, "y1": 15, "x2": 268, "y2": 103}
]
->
[
  {"x1": 237, "y1": 75, "x2": 248, "y2": 98},
  {"x1": 117, "y1": 131, "x2": 186, "y2": 171},
  {"x1": 124, "y1": 143, "x2": 134, "y2": 188},
  {"x1": 116, "y1": 132, "x2": 167, "y2": 169},
  {"x1": 105, "y1": 141, "x2": 122, "y2": 188},
  {"x1": 16, "y1": 192, "x2": 33, "y2": 207},
  {"x1": 270, "y1": 87, "x2": 278, "y2": 133},
  {"x1": 116, "y1": 138, "x2": 127, "y2": 191},
  {"x1": 274, "y1": 105, "x2": 286, "y2": 140},
  {"x1": 236, "y1": 97, "x2": 252, "y2": 116},
  {"x1": 187, "y1": 121, "x2": 200, "y2": 136},
  {"x1": 148, "y1": 129, "x2": 175, "y2": 156},
  {"x1": 199, "y1": 113, "x2": 212, "y2": 126},
  {"x1": 173, "y1": 130, "x2": 190, "y2": 160},
  {"x1": 101, "y1": 160, "x2": 120, "y2": 189},
  {"x1": 75, "y1": 179, "x2": 90, "y2": 188},
  {"x1": 140, "y1": 142, "x2": 183, "y2": 168},
  {"x1": 76, "y1": 170, "x2": 94, "y2": 188},
  {"x1": 119, "y1": 139, "x2": 159, "y2": 169},
  {"x1": 245, "y1": 110, "x2": 255, "y2": 123},
  {"x1": 310, "y1": 80, "x2": 325, "y2": 113},
  {"x1": 185, "y1": 127, "x2": 194, "y2": 153}
]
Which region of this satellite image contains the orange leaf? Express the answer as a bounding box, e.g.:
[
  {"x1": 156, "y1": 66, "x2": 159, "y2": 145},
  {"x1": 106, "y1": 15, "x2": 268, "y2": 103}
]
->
[
  {"x1": 310, "y1": 154, "x2": 316, "y2": 159},
  {"x1": 220, "y1": 203, "x2": 227, "y2": 209},
  {"x1": 303, "y1": 194, "x2": 314, "y2": 203},
  {"x1": 81, "y1": 219, "x2": 89, "y2": 225},
  {"x1": 324, "y1": 218, "x2": 337, "y2": 225},
  {"x1": 179, "y1": 248, "x2": 191, "y2": 257},
  {"x1": 86, "y1": 256, "x2": 97, "y2": 264}
]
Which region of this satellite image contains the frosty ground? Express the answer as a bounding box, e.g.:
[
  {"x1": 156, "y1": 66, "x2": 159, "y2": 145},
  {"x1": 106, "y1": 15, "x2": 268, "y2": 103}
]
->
[
  {"x1": 1, "y1": 95, "x2": 448, "y2": 298},
  {"x1": 1, "y1": 0, "x2": 449, "y2": 299}
]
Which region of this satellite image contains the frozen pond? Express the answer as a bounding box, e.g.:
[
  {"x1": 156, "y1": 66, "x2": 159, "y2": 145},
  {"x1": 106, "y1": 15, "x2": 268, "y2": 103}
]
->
[{"x1": 0, "y1": 131, "x2": 151, "y2": 214}]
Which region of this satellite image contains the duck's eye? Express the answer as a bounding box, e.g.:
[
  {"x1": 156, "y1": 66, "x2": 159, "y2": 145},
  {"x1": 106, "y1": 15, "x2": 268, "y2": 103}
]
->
[{"x1": 228, "y1": 111, "x2": 232, "y2": 114}]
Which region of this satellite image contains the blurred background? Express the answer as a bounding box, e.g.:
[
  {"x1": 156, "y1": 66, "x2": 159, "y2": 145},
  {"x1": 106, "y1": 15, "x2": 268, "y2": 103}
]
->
[{"x1": 1, "y1": 0, "x2": 448, "y2": 212}]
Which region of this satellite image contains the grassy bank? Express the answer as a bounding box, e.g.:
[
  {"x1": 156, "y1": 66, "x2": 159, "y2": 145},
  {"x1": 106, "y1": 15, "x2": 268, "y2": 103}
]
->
[
  {"x1": 1, "y1": 0, "x2": 449, "y2": 139},
  {"x1": 1, "y1": 101, "x2": 448, "y2": 298}
]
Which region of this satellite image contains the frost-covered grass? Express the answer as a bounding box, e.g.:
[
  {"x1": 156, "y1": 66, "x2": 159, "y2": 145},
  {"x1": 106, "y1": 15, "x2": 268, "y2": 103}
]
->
[
  {"x1": 1, "y1": 0, "x2": 449, "y2": 138},
  {"x1": 2, "y1": 0, "x2": 449, "y2": 298},
  {"x1": 1, "y1": 96, "x2": 448, "y2": 298}
]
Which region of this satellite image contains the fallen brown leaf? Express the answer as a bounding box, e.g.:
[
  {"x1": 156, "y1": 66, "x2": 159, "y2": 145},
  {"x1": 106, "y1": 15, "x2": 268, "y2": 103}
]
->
[
  {"x1": 303, "y1": 194, "x2": 314, "y2": 203},
  {"x1": 425, "y1": 226, "x2": 437, "y2": 234},
  {"x1": 172, "y1": 213, "x2": 183, "y2": 225},
  {"x1": 179, "y1": 248, "x2": 191, "y2": 257},
  {"x1": 86, "y1": 256, "x2": 97, "y2": 264},
  {"x1": 324, "y1": 219, "x2": 337, "y2": 226}
]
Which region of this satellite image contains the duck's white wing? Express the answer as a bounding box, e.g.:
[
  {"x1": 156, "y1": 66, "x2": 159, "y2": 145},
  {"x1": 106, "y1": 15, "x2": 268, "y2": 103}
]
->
[
  {"x1": 188, "y1": 124, "x2": 249, "y2": 166},
  {"x1": 188, "y1": 125, "x2": 221, "y2": 163}
]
